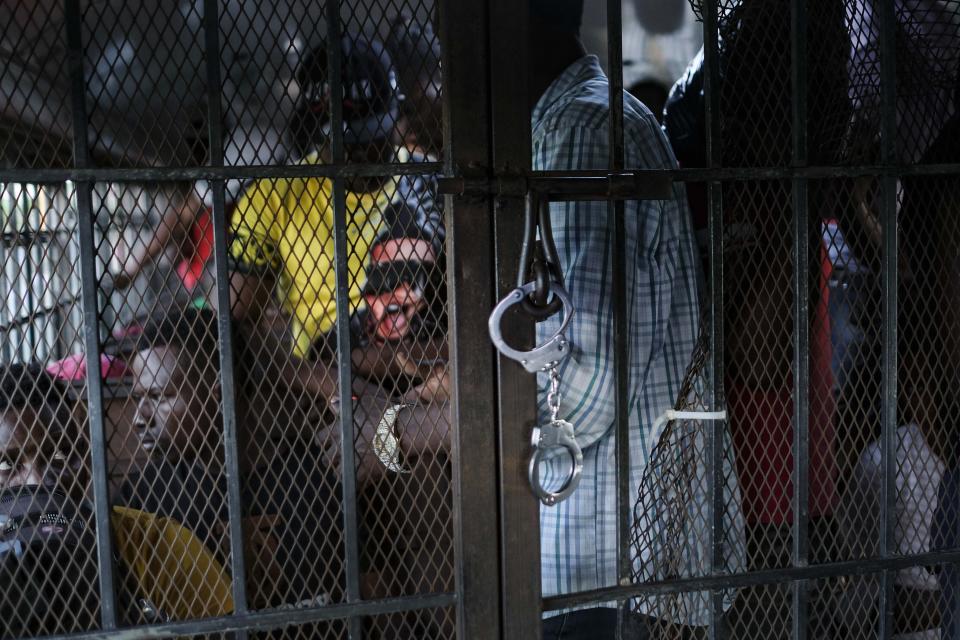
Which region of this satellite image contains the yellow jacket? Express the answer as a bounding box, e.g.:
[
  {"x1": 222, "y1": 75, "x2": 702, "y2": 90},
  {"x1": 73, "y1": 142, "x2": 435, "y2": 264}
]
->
[
  {"x1": 229, "y1": 152, "x2": 397, "y2": 357},
  {"x1": 112, "y1": 506, "x2": 234, "y2": 621}
]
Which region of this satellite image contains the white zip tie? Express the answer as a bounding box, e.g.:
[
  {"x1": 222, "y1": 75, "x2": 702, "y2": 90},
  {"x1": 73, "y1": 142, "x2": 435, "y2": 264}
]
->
[{"x1": 651, "y1": 409, "x2": 727, "y2": 436}]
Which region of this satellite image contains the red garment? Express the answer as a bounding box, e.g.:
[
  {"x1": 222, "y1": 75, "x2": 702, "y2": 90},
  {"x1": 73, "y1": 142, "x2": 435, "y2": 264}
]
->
[
  {"x1": 175, "y1": 207, "x2": 214, "y2": 291},
  {"x1": 728, "y1": 243, "x2": 837, "y2": 525}
]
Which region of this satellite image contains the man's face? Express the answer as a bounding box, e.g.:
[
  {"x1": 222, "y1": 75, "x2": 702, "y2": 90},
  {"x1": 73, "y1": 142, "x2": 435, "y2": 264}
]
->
[
  {"x1": 0, "y1": 407, "x2": 84, "y2": 497},
  {"x1": 363, "y1": 238, "x2": 437, "y2": 344},
  {"x1": 130, "y1": 345, "x2": 219, "y2": 461}
]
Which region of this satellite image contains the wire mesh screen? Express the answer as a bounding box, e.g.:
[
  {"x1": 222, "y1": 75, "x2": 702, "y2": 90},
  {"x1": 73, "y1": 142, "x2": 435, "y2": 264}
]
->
[
  {"x1": 1, "y1": 0, "x2": 451, "y2": 638},
  {"x1": 0, "y1": 184, "x2": 96, "y2": 637},
  {"x1": 0, "y1": 184, "x2": 84, "y2": 365},
  {"x1": 2, "y1": 0, "x2": 960, "y2": 639},
  {"x1": 617, "y1": 1, "x2": 960, "y2": 639},
  {"x1": 628, "y1": 324, "x2": 745, "y2": 628}
]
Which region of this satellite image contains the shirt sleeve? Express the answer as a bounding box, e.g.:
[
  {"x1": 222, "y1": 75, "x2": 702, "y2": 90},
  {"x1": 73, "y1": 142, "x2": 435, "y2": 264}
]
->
[
  {"x1": 533, "y1": 124, "x2": 620, "y2": 452},
  {"x1": 229, "y1": 178, "x2": 284, "y2": 273},
  {"x1": 532, "y1": 121, "x2": 689, "y2": 453}
]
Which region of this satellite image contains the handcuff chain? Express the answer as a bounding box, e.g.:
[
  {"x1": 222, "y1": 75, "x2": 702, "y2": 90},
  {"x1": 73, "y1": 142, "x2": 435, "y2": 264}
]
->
[{"x1": 547, "y1": 366, "x2": 562, "y2": 423}]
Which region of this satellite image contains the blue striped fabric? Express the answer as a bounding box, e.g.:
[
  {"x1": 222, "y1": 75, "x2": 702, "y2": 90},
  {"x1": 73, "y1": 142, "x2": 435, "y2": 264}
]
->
[{"x1": 532, "y1": 55, "x2": 717, "y2": 619}]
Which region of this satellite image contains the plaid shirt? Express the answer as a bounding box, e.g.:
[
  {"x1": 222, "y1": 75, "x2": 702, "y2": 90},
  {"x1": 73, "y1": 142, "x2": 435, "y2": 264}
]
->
[{"x1": 534, "y1": 56, "x2": 743, "y2": 623}]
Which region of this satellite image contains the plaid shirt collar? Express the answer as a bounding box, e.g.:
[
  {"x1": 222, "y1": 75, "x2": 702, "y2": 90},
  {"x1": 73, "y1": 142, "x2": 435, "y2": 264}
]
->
[{"x1": 532, "y1": 55, "x2": 604, "y2": 124}]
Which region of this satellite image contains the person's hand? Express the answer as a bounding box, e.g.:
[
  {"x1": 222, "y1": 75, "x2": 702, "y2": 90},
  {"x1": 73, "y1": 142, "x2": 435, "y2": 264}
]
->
[
  {"x1": 315, "y1": 381, "x2": 398, "y2": 489},
  {"x1": 414, "y1": 364, "x2": 450, "y2": 403},
  {"x1": 396, "y1": 350, "x2": 450, "y2": 403},
  {"x1": 298, "y1": 361, "x2": 340, "y2": 405},
  {"x1": 351, "y1": 336, "x2": 449, "y2": 380}
]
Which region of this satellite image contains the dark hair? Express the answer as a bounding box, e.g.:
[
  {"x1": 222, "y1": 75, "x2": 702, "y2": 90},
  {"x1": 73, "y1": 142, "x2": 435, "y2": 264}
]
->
[
  {"x1": 529, "y1": 0, "x2": 584, "y2": 34},
  {"x1": 134, "y1": 307, "x2": 220, "y2": 367},
  {"x1": 132, "y1": 306, "x2": 258, "y2": 393},
  {"x1": 290, "y1": 33, "x2": 400, "y2": 154},
  {"x1": 0, "y1": 364, "x2": 73, "y2": 437},
  {"x1": 627, "y1": 78, "x2": 670, "y2": 123}
]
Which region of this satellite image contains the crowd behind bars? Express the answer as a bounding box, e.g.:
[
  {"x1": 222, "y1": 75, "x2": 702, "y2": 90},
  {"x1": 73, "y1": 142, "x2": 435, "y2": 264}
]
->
[{"x1": 2, "y1": 1, "x2": 960, "y2": 639}]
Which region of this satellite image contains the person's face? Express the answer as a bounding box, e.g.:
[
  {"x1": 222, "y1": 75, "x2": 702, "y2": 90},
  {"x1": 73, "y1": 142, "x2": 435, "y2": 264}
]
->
[
  {"x1": 130, "y1": 345, "x2": 219, "y2": 461},
  {"x1": 0, "y1": 407, "x2": 83, "y2": 496},
  {"x1": 364, "y1": 238, "x2": 436, "y2": 344}
]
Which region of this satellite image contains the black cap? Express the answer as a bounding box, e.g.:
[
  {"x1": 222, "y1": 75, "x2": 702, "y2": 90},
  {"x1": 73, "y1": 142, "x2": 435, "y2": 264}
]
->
[
  {"x1": 297, "y1": 34, "x2": 400, "y2": 145},
  {"x1": 0, "y1": 487, "x2": 100, "y2": 636},
  {"x1": 0, "y1": 487, "x2": 92, "y2": 550}
]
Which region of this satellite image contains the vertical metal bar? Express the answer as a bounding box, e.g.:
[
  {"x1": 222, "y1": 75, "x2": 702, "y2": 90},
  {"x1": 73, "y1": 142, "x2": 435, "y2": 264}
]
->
[
  {"x1": 606, "y1": 0, "x2": 629, "y2": 575},
  {"x1": 702, "y1": 0, "x2": 726, "y2": 636},
  {"x1": 77, "y1": 180, "x2": 119, "y2": 627},
  {"x1": 489, "y1": 0, "x2": 540, "y2": 637},
  {"x1": 23, "y1": 195, "x2": 38, "y2": 357},
  {"x1": 0, "y1": 222, "x2": 8, "y2": 364},
  {"x1": 606, "y1": 0, "x2": 632, "y2": 634},
  {"x1": 203, "y1": 0, "x2": 249, "y2": 628},
  {"x1": 325, "y1": 6, "x2": 363, "y2": 639},
  {"x1": 878, "y1": 0, "x2": 898, "y2": 636},
  {"x1": 606, "y1": 0, "x2": 625, "y2": 171},
  {"x1": 607, "y1": 0, "x2": 633, "y2": 596},
  {"x1": 64, "y1": 0, "x2": 118, "y2": 628},
  {"x1": 439, "y1": 0, "x2": 503, "y2": 638},
  {"x1": 50, "y1": 198, "x2": 67, "y2": 358},
  {"x1": 790, "y1": 0, "x2": 810, "y2": 638}
]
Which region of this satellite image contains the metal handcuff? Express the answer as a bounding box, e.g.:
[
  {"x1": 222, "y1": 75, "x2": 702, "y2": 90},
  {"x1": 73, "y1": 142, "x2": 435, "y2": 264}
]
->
[{"x1": 487, "y1": 194, "x2": 584, "y2": 507}]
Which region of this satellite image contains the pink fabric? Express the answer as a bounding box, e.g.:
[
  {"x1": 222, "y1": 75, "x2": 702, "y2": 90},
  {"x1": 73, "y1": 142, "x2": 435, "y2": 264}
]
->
[{"x1": 46, "y1": 353, "x2": 130, "y2": 381}]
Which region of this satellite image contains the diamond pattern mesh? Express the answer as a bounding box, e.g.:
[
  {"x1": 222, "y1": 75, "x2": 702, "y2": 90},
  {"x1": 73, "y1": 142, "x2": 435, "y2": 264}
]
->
[
  {"x1": 82, "y1": 2, "x2": 207, "y2": 167},
  {"x1": 0, "y1": 6, "x2": 72, "y2": 169},
  {"x1": 1, "y1": 1, "x2": 450, "y2": 638},
  {"x1": 622, "y1": 0, "x2": 960, "y2": 638},
  {"x1": 2, "y1": 0, "x2": 960, "y2": 638},
  {"x1": 0, "y1": 184, "x2": 99, "y2": 637},
  {"x1": 364, "y1": 606, "x2": 454, "y2": 640}
]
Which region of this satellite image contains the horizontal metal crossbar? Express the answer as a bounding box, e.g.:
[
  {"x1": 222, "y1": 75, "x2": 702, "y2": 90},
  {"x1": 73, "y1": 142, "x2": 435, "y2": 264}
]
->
[
  {"x1": 438, "y1": 172, "x2": 675, "y2": 199},
  {"x1": 0, "y1": 161, "x2": 443, "y2": 183},
  {"x1": 542, "y1": 548, "x2": 960, "y2": 611},
  {"x1": 437, "y1": 162, "x2": 960, "y2": 198},
  {"x1": 38, "y1": 593, "x2": 457, "y2": 640},
  {"x1": 3, "y1": 161, "x2": 957, "y2": 190}
]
